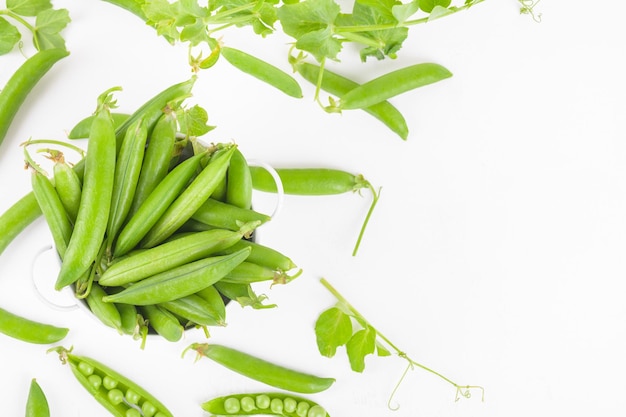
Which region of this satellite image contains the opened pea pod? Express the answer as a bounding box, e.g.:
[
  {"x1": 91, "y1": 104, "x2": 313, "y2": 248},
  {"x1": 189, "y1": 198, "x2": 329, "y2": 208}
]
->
[{"x1": 203, "y1": 392, "x2": 329, "y2": 417}]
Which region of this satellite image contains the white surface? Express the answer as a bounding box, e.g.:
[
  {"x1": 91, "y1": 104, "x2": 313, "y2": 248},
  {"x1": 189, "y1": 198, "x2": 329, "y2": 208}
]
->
[{"x1": 1, "y1": 1, "x2": 626, "y2": 416}]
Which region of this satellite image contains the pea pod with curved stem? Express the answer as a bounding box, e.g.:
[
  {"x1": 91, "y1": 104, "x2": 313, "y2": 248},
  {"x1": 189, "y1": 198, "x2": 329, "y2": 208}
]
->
[
  {"x1": 202, "y1": 392, "x2": 330, "y2": 417},
  {"x1": 220, "y1": 46, "x2": 303, "y2": 99},
  {"x1": 0, "y1": 78, "x2": 196, "y2": 258},
  {"x1": 103, "y1": 225, "x2": 258, "y2": 287},
  {"x1": 25, "y1": 379, "x2": 50, "y2": 417},
  {"x1": 293, "y1": 60, "x2": 408, "y2": 140},
  {"x1": 339, "y1": 62, "x2": 453, "y2": 110},
  {"x1": 226, "y1": 148, "x2": 253, "y2": 209},
  {"x1": 55, "y1": 88, "x2": 118, "y2": 290},
  {"x1": 49, "y1": 346, "x2": 174, "y2": 417},
  {"x1": 0, "y1": 48, "x2": 69, "y2": 149},
  {"x1": 0, "y1": 306, "x2": 68, "y2": 344},
  {"x1": 248, "y1": 167, "x2": 381, "y2": 256},
  {"x1": 191, "y1": 198, "x2": 271, "y2": 231},
  {"x1": 128, "y1": 109, "x2": 178, "y2": 217},
  {"x1": 141, "y1": 144, "x2": 238, "y2": 248},
  {"x1": 113, "y1": 151, "x2": 206, "y2": 257},
  {"x1": 185, "y1": 343, "x2": 335, "y2": 394},
  {"x1": 102, "y1": 247, "x2": 251, "y2": 305}
]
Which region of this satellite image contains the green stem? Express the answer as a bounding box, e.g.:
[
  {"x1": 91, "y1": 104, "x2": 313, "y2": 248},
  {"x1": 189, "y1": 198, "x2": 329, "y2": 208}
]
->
[
  {"x1": 319, "y1": 277, "x2": 484, "y2": 401},
  {"x1": 352, "y1": 183, "x2": 381, "y2": 257},
  {"x1": 0, "y1": 10, "x2": 40, "y2": 50}
]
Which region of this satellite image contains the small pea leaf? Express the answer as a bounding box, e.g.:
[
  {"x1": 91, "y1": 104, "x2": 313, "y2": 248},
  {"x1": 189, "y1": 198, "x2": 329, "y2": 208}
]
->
[
  {"x1": 419, "y1": 0, "x2": 451, "y2": 13},
  {"x1": 179, "y1": 19, "x2": 210, "y2": 45},
  {"x1": 143, "y1": 0, "x2": 181, "y2": 43},
  {"x1": 376, "y1": 341, "x2": 392, "y2": 357},
  {"x1": 34, "y1": 8, "x2": 70, "y2": 50},
  {"x1": 391, "y1": 0, "x2": 420, "y2": 23},
  {"x1": 177, "y1": 105, "x2": 215, "y2": 137},
  {"x1": 0, "y1": 18, "x2": 21, "y2": 55},
  {"x1": 428, "y1": 5, "x2": 455, "y2": 21},
  {"x1": 315, "y1": 307, "x2": 353, "y2": 357},
  {"x1": 6, "y1": 0, "x2": 52, "y2": 16},
  {"x1": 346, "y1": 325, "x2": 377, "y2": 372}
]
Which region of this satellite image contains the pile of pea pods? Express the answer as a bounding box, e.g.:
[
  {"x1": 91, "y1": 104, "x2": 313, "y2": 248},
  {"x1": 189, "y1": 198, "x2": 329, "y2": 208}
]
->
[{"x1": 25, "y1": 79, "x2": 305, "y2": 343}]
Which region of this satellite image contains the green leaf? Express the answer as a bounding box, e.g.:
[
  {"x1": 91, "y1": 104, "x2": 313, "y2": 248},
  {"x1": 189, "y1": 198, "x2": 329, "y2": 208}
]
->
[
  {"x1": 143, "y1": 0, "x2": 181, "y2": 43},
  {"x1": 6, "y1": 0, "x2": 52, "y2": 16},
  {"x1": 213, "y1": 0, "x2": 278, "y2": 37},
  {"x1": 376, "y1": 341, "x2": 392, "y2": 357},
  {"x1": 177, "y1": 104, "x2": 215, "y2": 137},
  {"x1": 315, "y1": 307, "x2": 353, "y2": 358},
  {"x1": 428, "y1": 5, "x2": 455, "y2": 21},
  {"x1": 277, "y1": 0, "x2": 341, "y2": 60},
  {"x1": 0, "y1": 18, "x2": 21, "y2": 55},
  {"x1": 418, "y1": 0, "x2": 451, "y2": 13},
  {"x1": 34, "y1": 8, "x2": 70, "y2": 50},
  {"x1": 179, "y1": 18, "x2": 210, "y2": 45},
  {"x1": 345, "y1": 325, "x2": 377, "y2": 372},
  {"x1": 392, "y1": 0, "x2": 420, "y2": 23}
]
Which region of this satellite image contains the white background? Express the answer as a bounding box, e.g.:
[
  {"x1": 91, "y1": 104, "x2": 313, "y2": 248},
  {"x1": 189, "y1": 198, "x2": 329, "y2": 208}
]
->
[{"x1": 1, "y1": 0, "x2": 626, "y2": 416}]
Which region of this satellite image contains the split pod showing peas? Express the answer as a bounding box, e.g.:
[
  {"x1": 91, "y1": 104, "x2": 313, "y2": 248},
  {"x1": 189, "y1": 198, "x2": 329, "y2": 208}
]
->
[
  {"x1": 202, "y1": 392, "x2": 329, "y2": 417},
  {"x1": 50, "y1": 346, "x2": 173, "y2": 417},
  {"x1": 185, "y1": 343, "x2": 335, "y2": 394}
]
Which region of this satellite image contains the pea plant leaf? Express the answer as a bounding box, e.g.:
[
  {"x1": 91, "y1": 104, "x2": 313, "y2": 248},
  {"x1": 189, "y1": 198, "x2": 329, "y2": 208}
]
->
[
  {"x1": 176, "y1": 104, "x2": 215, "y2": 137},
  {"x1": 392, "y1": 0, "x2": 420, "y2": 23},
  {"x1": 345, "y1": 325, "x2": 377, "y2": 372},
  {"x1": 6, "y1": 0, "x2": 52, "y2": 16},
  {"x1": 0, "y1": 17, "x2": 21, "y2": 55},
  {"x1": 314, "y1": 307, "x2": 354, "y2": 358},
  {"x1": 277, "y1": 0, "x2": 342, "y2": 61},
  {"x1": 419, "y1": 0, "x2": 452, "y2": 13},
  {"x1": 143, "y1": 0, "x2": 181, "y2": 43},
  {"x1": 428, "y1": 5, "x2": 455, "y2": 21},
  {"x1": 34, "y1": 8, "x2": 70, "y2": 50}
]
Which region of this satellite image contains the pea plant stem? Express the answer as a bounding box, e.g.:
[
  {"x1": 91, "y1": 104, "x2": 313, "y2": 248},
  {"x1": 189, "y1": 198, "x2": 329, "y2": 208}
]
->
[
  {"x1": 319, "y1": 277, "x2": 485, "y2": 403},
  {"x1": 0, "y1": 10, "x2": 40, "y2": 50}
]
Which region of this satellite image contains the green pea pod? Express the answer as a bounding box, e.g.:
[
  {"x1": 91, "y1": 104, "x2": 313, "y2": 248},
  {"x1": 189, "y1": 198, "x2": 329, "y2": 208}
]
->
[
  {"x1": 249, "y1": 167, "x2": 370, "y2": 195},
  {"x1": 0, "y1": 306, "x2": 68, "y2": 344},
  {"x1": 191, "y1": 198, "x2": 270, "y2": 231},
  {"x1": 113, "y1": 152, "x2": 205, "y2": 257},
  {"x1": 0, "y1": 78, "x2": 196, "y2": 258},
  {"x1": 221, "y1": 47, "x2": 303, "y2": 99},
  {"x1": 52, "y1": 160, "x2": 82, "y2": 223},
  {"x1": 139, "y1": 305, "x2": 184, "y2": 342},
  {"x1": 159, "y1": 293, "x2": 225, "y2": 327},
  {"x1": 186, "y1": 343, "x2": 335, "y2": 394},
  {"x1": 202, "y1": 392, "x2": 330, "y2": 417},
  {"x1": 102, "y1": 226, "x2": 257, "y2": 287},
  {"x1": 128, "y1": 110, "x2": 178, "y2": 217},
  {"x1": 55, "y1": 90, "x2": 118, "y2": 290},
  {"x1": 102, "y1": 247, "x2": 251, "y2": 305},
  {"x1": 0, "y1": 48, "x2": 69, "y2": 149},
  {"x1": 26, "y1": 379, "x2": 50, "y2": 417},
  {"x1": 141, "y1": 145, "x2": 238, "y2": 248},
  {"x1": 50, "y1": 346, "x2": 174, "y2": 417},
  {"x1": 221, "y1": 261, "x2": 300, "y2": 285},
  {"x1": 339, "y1": 62, "x2": 453, "y2": 110},
  {"x1": 195, "y1": 285, "x2": 226, "y2": 325},
  {"x1": 67, "y1": 113, "x2": 131, "y2": 139},
  {"x1": 217, "y1": 240, "x2": 297, "y2": 272},
  {"x1": 85, "y1": 283, "x2": 123, "y2": 333},
  {"x1": 107, "y1": 118, "x2": 149, "y2": 249},
  {"x1": 116, "y1": 302, "x2": 140, "y2": 336},
  {"x1": 226, "y1": 148, "x2": 253, "y2": 209},
  {"x1": 295, "y1": 61, "x2": 408, "y2": 140},
  {"x1": 31, "y1": 171, "x2": 72, "y2": 259}
]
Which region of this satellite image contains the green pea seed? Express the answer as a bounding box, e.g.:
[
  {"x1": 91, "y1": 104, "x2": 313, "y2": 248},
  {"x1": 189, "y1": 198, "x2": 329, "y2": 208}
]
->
[
  {"x1": 126, "y1": 408, "x2": 141, "y2": 417},
  {"x1": 256, "y1": 394, "x2": 271, "y2": 409},
  {"x1": 103, "y1": 375, "x2": 118, "y2": 390},
  {"x1": 108, "y1": 388, "x2": 124, "y2": 405},
  {"x1": 307, "y1": 404, "x2": 327, "y2": 417},
  {"x1": 284, "y1": 397, "x2": 297, "y2": 413},
  {"x1": 270, "y1": 398, "x2": 284, "y2": 413},
  {"x1": 240, "y1": 396, "x2": 255, "y2": 412},
  {"x1": 296, "y1": 401, "x2": 310, "y2": 417},
  {"x1": 78, "y1": 361, "x2": 94, "y2": 376},
  {"x1": 126, "y1": 388, "x2": 141, "y2": 404},
  {"x1": 88, "y1": 374, "x2": 102, "y2": 390},
  {"x1": 224, "y1": 397, "x2": 241, "y2": 413},
  {"x1": 141, "y1": 400, "x2": 157, "y2": 417}
]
